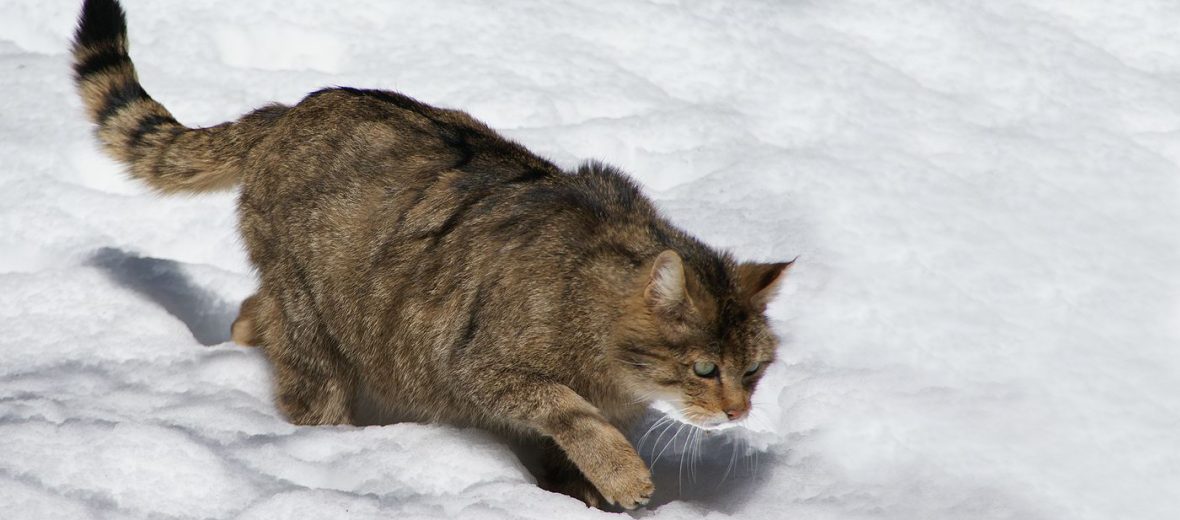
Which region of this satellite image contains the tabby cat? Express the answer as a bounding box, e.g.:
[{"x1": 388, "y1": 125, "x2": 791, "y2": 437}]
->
[{"x1": 71, "y1": 0, "x2": 791, "y2": 509}]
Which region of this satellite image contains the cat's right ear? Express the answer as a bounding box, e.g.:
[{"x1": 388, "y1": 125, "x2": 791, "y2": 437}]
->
[
  {"x1": 736, "y1": 258, "x2": 794, "y2": 310},
  {"x1": 644, "y1": 250, "x2": 693, "y2": 315}
]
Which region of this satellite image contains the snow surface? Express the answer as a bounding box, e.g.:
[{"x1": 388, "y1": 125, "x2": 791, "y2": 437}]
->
[{"x1": 2, "y1": 0, "x2": 1179, "y2": 518}]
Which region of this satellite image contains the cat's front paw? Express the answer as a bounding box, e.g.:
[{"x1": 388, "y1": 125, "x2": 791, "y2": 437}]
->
[{"x1": 594, "y1": 459, "x2": 654, "y2": 510}]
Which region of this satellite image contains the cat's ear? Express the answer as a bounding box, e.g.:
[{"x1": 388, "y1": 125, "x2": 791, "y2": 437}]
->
[
  {"x1": 737, "y1": 258, "x2": 794, "y2": 309},
  {"x1": 644, "y1": 250, "x2": 692, "y2": 314}
]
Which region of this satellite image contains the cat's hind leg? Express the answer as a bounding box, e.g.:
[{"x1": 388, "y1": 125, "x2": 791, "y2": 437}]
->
[
  {"x1": 231, "y1": 293, "x2": 269, "y2": 347},
  {"x1": 260, "y1": 294, "x2": 357, "y2": 426}
]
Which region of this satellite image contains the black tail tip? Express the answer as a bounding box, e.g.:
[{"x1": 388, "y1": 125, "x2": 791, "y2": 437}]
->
[{"x1": 73, "y1": 0, "x2": 128, "y2": 49}]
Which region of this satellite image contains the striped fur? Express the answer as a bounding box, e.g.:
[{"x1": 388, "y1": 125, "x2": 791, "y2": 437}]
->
[
  {"x1": 71, "y1": 0, "x2": 286, "y2": 193},
  {"x1": 70, "y1": 0, "x2": 792, "y2": 510}
]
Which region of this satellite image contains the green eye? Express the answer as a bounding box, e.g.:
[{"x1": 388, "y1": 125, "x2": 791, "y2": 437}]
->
[
  {"x1": 692, "y1": 360, "x2": 718, "y2": 378},
  {"x1": 745, "y1": 362, "x2": 761, "y2": 375}
]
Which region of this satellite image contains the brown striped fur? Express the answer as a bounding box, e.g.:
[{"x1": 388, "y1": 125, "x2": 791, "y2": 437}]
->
[{"x1": 71, "y1": 0, "x2": 791, "y2": 509}]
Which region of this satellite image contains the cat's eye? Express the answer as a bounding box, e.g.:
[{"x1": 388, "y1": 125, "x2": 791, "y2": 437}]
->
[
  {"x1": 692, "y1": 360, "x2": 718, "y2": 378},
  {"x1": 745, "y1": 362, "x2": 761, "y2": 375}
]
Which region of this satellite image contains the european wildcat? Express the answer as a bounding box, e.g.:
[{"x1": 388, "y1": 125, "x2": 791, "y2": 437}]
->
[{"x1": 71, "y1": 0, "x2": 791, "y2": 509}]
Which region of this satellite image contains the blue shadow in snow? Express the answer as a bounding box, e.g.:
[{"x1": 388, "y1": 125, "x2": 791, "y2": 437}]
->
[{"x1": 87, "y1": 247, "x2": 238, "y2": 346}]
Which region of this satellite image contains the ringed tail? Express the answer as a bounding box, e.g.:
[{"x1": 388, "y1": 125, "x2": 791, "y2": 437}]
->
[{"x1": 71, "y1": 0, "x2": 286, "y2": 193}]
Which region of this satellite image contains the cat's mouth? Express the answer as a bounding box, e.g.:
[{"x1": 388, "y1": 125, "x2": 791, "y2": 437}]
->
[{"x1": 689, "y1": 413, "x2": 738, "y2": 430}]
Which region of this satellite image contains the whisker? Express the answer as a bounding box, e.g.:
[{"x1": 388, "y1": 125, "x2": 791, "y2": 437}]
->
[
  {"x1": 678, "y1": 427, "x2": 687, "y2": 495},
  {"x1": 650, "y1": 420, "x2": 680, "y2": 470},
  {"x1": 718, "y1": 434, "x2": 740, "y2": 488},
  {"x1": 638, "y1": 416, "x2": 671, "y2": 450},
  {"x1": 689, "y1": 424, "x2": 698, "y2": 483},
  {"x1": 654, "y1": 423, "x2": 684, "y2": 474},
  {"x1": 678, "y1": 424, "x2": 700, "y2": 494},
  {"x1": 753, "y1": 441, "x2": 760, "y2": 478},
  {"x1": 748, "y1": 436, "x2": 755, "y2": 476}
]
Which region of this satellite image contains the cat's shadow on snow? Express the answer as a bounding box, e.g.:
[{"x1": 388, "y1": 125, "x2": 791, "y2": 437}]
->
[
  {"x1": 629, "y1": 409, "x2": 775, "y2": 511},
  {"x1": 87, "y1": 247, "x2": 237, "y2": 346},
  {"x1": 502, "y1": 408, "x2": 776, "y2": 512},
  {"x1": 87, "y1": 247, "x2": 774, "y2": 511}
]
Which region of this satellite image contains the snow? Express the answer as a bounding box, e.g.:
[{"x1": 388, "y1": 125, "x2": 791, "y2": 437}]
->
[{"x1": 2, "y1": 0, "x2": 1179, "y2": 519}]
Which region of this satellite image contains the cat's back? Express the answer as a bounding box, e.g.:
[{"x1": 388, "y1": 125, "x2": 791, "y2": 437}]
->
[
  {"x1": 240, "y1": 87, "x2": 555, "y2": 198},
  {"x1": 235, "y1": 86, "x2": 557, "y2": 268},
  {"x1": 239, "y1": 86, "x2": 661, "y2": 259}
]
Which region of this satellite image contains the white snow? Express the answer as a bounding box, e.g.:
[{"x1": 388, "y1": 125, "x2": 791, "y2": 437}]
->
[{"x1": 2, "y1": 0, "x2": 1179, "y2": 519}]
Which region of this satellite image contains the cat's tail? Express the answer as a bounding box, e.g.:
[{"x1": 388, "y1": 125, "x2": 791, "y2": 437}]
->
[{"x1": 71, "y1": 0, "x2": 286, "y2": 194}]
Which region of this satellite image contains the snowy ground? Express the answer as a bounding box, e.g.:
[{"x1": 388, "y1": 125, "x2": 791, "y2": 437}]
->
[{"x1": 2, "y1": 0, "x2": 1179, "y2": 518}]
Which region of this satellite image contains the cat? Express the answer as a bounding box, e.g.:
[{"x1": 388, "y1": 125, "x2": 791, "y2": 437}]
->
[{"x1": 71, "y1": 0, "x2": 791, "y2": 509}]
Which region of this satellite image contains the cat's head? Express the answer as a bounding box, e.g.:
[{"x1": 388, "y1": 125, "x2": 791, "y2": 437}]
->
[{"x1": 613, "y1": 249, "x2": 791, "y2": 428}]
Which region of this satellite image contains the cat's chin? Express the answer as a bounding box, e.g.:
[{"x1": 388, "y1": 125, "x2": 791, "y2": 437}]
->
[
  {"x1": 694, "y1": 420, "x2": 739, "y2": 431},
  {"x1": 650, "y1": 400, "x2": 738, "y2": 431}
]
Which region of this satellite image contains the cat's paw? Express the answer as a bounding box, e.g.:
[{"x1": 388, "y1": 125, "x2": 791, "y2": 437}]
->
[{"x1": 594, "y1": 460, "x2": 654, "y2": 510}]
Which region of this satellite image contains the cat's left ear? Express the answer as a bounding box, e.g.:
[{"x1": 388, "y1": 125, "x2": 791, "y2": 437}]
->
[{"x1": 736, "y1": 258, "x2": 794, "y2": 309}]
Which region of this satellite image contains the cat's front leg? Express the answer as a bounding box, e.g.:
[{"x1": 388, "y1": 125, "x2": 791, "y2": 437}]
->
[
  {"x1": 531, "y1": 436, "x2": 605, "y2": 508},
  {"x1": 461, "y1": 370, "x2": 653, "y2": 509},
  {"x1": 542, "y1": 400, "x2": 653, "y2": 509}
]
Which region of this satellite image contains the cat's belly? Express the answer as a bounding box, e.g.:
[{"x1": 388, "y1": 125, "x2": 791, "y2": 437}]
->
[{"x1": 351, "y1": 361, "x2": 486, "y2": 427}]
